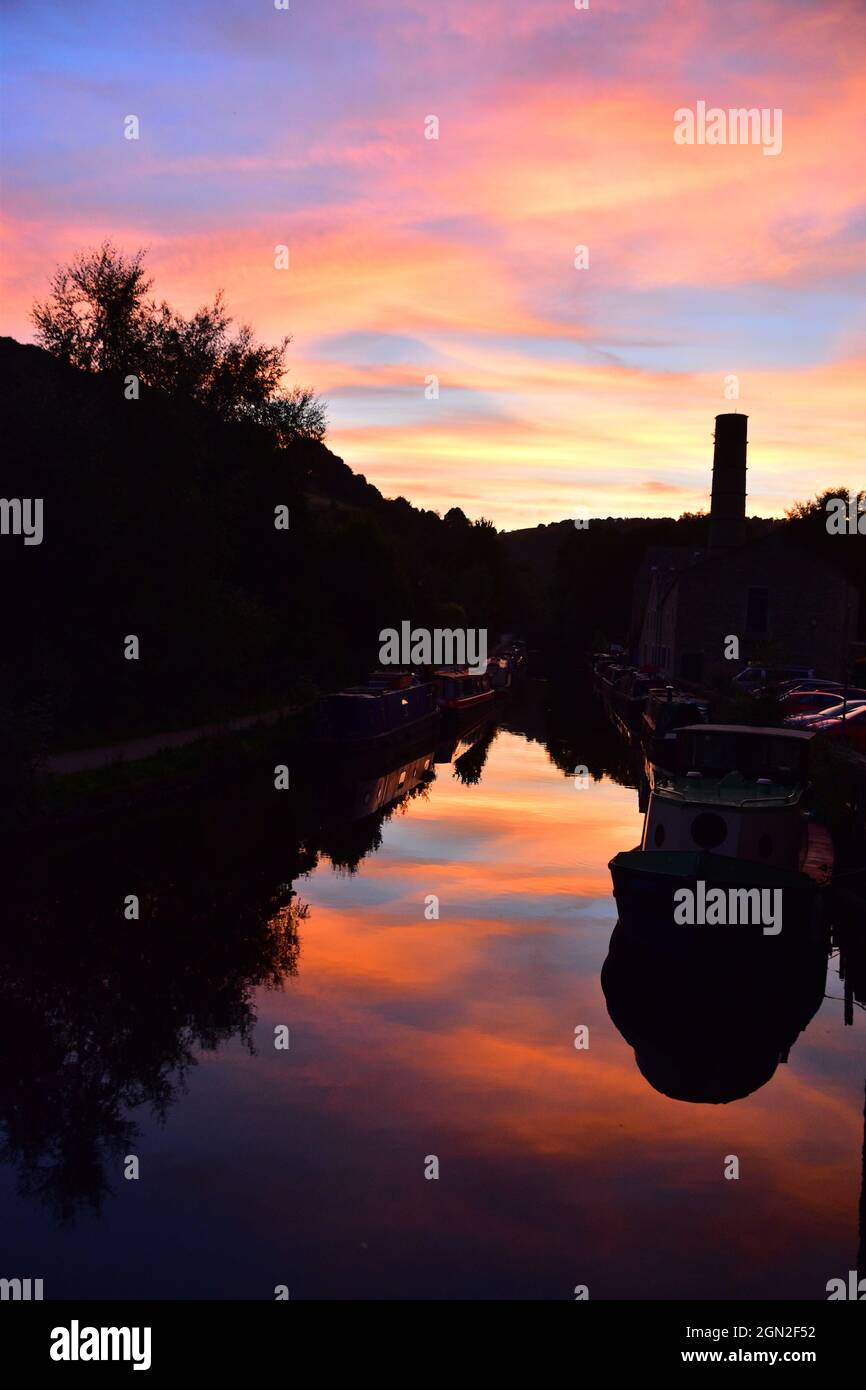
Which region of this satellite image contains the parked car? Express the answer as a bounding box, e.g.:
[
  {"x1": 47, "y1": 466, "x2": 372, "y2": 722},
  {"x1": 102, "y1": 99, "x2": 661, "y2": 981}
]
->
[
  {"x1": 779, "y1": 688, "x2": 864, "y2": 718},
  {"x1": 733, "y1": 664, "x2": 816, "y2": 692},
  {"x1": 784, "y1": 697, "x2": 866, "y2": 730},
  {"x1": 775, "y1": 678, "x2": 843, "y2": 696},
  {"x1": 808, "y1": 703, "x2": 866, "y2": 751}
]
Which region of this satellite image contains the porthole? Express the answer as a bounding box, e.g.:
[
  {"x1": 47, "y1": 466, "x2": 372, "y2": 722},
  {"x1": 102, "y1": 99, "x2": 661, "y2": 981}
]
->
[{"x1": 691, "y1": 812, "x2": 727, "y2": 849}]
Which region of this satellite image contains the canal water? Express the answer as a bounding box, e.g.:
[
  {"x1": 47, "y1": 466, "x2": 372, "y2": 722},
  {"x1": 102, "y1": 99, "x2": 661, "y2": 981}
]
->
[{"x1": 2, "y1": 682, "x2": 863, "y2": 1299}]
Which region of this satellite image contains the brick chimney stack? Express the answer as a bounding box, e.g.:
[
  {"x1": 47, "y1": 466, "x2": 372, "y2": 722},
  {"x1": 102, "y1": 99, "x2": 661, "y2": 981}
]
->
[{"x1": 709, "y1": 412, "x2": 747, "y2": 550}]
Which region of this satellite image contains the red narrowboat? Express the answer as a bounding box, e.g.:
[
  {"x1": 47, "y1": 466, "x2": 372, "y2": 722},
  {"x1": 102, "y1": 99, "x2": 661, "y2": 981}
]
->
[{"x1": 435, "y1": 668, "x2": 495, "y2": 714}]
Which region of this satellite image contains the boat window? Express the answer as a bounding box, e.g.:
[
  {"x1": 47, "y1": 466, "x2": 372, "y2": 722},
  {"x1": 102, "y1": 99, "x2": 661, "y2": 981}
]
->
[
  {"x1": 684, "y1": 730, "x2": 804, "y2": 782},
  {"x1": 690, "y1": 812, "x2": 727, "y2": 849}
]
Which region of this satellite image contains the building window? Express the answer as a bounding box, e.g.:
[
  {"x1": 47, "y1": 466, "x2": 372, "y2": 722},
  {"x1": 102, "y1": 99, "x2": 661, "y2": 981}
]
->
[{"x1": 746, "y1": 587, "x2": 769, "y2": 635}]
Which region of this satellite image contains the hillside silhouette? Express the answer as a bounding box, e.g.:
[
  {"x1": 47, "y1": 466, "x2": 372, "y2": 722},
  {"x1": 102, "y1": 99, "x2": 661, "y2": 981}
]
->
[{"x1": 0, "y1": 335, "x2": 515, "y2": 774}]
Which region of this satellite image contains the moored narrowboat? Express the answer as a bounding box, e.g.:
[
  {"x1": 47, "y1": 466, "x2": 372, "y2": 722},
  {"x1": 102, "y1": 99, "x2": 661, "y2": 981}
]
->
[
  {"x1": 315, "y1": 670, "x2": 439, "y2": 752},
  {"x1": 608, "y1": 668, "x2": 655, "y2": 736},
  {"x1": 487, "y1": 638, "x2": 528, "y2": 693},
  {"x1": 486, "y1": 657, "x2": 512, "y2": 693},
  {"x1": 642, "y1": 686, "x2": 708, "y2": 775},
  {"x1": 609, "y1": 725, "x2": 834, "y2": 945},
  {"x1": 435, "y1": 668, "x2": 495, "y2": 715}
]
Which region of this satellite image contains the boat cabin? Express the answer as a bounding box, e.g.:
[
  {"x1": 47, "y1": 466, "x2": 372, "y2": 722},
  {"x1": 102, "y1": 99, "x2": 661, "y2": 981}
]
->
[
  {"x1": 316, "y1": 677, "x2": 437, "y2": 743},
  {"x1": 642, "y1": 725, "x2": 819, "y2": 871},
  {"x1": 643, "y1": 688, "x2": 708, "y2": 741},
  {"x1": 671, "y1": 724, "x2": 815, "y2": 786},
  {"x1": 435, "y1": 668, "x2": 493, "y2": 710}
]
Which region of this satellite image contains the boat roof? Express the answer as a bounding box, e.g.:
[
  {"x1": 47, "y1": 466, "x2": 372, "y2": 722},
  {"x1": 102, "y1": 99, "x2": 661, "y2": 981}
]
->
[
  {"x1": 329, "y1": 680, "x2": 433, "y2": 699},
  {"x1": 329, "y1": 687, "x2": 389, "y2": 699},
  {"x1": 678, "y1": 723, "x2": 815, "y2": 742}
]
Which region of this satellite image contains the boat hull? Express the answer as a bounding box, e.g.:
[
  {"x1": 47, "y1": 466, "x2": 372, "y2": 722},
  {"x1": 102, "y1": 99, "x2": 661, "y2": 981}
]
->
[
  {"x1": 314, "y1": 709, "x2": 440, "y2": 760},
  {"x1": 609, "y1": 848, "x2": 821, "y2": 946},
  {"x1": 439, "y1": 689, "x2": 496, "y2": 715}
]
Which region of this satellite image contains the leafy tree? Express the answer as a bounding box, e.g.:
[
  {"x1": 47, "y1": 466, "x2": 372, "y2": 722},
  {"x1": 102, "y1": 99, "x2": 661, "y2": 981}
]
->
[
  {"x1": 141, "y1": 293, "x2": 289, "y2": 421},
  {"x1": 32, "y1": 241, "x2": 327, "y2": 439},
  {"x1": 785, "y1": 487, "x2": 865, "y2": 640},
  {"x1": 246, "y1": 387, "x2": 327, "y2": 444},
  {"x1": 32, "y1": 242, "x2": 152, "y2": 373},
  {"x1": 785, "y1": 487, "x2": 854, "y2": 523}
]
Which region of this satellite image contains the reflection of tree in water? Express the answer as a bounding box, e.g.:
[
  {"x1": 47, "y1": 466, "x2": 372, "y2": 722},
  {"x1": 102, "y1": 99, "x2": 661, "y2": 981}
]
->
[
  {"x1": 2, "y1": 733, "x2": 453, "y2": 1217},
  {"x1": 0, "y1": 781, "x2": 310, "y2": 1223},
  {"x1": 452, "y1": 721, "x2": 498, "y2": 786},
  {"x1": 314, "y1": 774, "x2": 434, "y2": 873},
  {"x1": 502, "y1": 677, "x2": 638, "y2": 787}
]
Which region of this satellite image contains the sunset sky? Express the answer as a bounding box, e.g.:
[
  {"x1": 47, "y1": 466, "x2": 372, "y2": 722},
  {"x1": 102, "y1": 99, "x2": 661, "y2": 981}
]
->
[{"x1": 2, "y1": 0, "x2": 864, "y2": 528}]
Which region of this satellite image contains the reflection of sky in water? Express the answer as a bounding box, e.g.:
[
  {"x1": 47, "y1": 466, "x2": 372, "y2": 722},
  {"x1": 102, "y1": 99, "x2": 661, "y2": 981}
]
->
[{"x1": 1, "y1": 732, "x2": 862, "y2": 1299}]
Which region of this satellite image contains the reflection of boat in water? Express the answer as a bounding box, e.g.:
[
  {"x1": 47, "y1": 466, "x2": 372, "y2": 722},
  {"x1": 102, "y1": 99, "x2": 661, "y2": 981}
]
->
[
  {"x1": 315, "y1": 670, "x2": 439, "y2": 754},
  {"x1": 310, "y1": 745, "x2": 436, "y2": 822},
  {"x1": 609, "y1": 725, "x2": 834, "y2": 942},
  {"x1": 295, "y1": 736, "x2": 438, "y2": 869},
  {"x1": 601, "y1": 919, "x2": 827, "y2": 1103},
  {"x1": 434, "y1": 709, "x2": 497, "y2": 765}
]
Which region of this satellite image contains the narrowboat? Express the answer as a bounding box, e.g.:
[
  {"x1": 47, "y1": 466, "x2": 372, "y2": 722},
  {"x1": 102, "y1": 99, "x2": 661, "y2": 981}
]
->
[
  {"x1": 642, "y1": 685, "x2": 708, "y2": 775},
  {"x1": 607, "y1": 668, "x2": 656, "y2": 736},
  {"x1": 487, "y1": 657, "x2": 512, "y2": 693},
  {"x1": 609, "y1": 725, "x2": 834, "y2": 945},
  {"x1": 590, "y1": 653, "x2": 609, "y2": 687},
  {"x1": 487, "y1": 639, "x2": 528, "y2": 693},
  {"x1": 592, "y1": 654, "x2": 620, "y2": 692},
  {"x1": 435, "y1": 668, "x2": 495, "y2": 716},
  {"x1": 315, "y1": 670, "x2": 439, "y2": 753},
  {"x1": 598, "y1": 661, "x2": 627, "y2": 696}
]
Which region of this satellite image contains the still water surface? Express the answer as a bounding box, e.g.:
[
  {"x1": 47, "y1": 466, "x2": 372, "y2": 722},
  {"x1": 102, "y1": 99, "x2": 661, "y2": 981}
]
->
[{"x1": 2, "y1": 685, "x2": 863, "y2": 1299}]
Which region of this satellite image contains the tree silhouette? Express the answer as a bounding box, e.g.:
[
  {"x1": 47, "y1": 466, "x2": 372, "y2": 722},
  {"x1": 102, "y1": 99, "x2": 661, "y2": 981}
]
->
[{"x1": 32, "y1": 240, "x2": 326, "y2": 436}]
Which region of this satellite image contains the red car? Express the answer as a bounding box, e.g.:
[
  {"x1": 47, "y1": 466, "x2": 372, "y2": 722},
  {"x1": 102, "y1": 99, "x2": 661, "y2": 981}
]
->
[
  {"x1": 780, "y1": 688, "x2": 850, "y2": 717},
  {"x1": 809, "y1": 703, "x2": 866, "y2": 751},
  {"x1": 784, "y1": 696, "x2": 866, "y2": 728}
]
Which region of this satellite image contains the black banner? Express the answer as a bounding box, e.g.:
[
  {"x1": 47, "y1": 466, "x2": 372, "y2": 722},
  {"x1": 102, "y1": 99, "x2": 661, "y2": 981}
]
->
[{"x1": 2, "y1": 1299, "x2": 862, "y2": 1377}]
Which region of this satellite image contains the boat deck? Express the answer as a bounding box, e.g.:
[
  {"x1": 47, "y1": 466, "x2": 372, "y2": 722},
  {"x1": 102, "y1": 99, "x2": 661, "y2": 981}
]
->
[{"x1": 653, "y1": 772, "x2": 804, "y2": 809}]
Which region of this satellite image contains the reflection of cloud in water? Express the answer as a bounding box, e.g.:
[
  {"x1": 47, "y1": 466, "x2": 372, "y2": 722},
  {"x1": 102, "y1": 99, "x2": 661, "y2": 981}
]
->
[{"x1": 1, "y1": 697, "x2": 863, "y2": 1298}]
